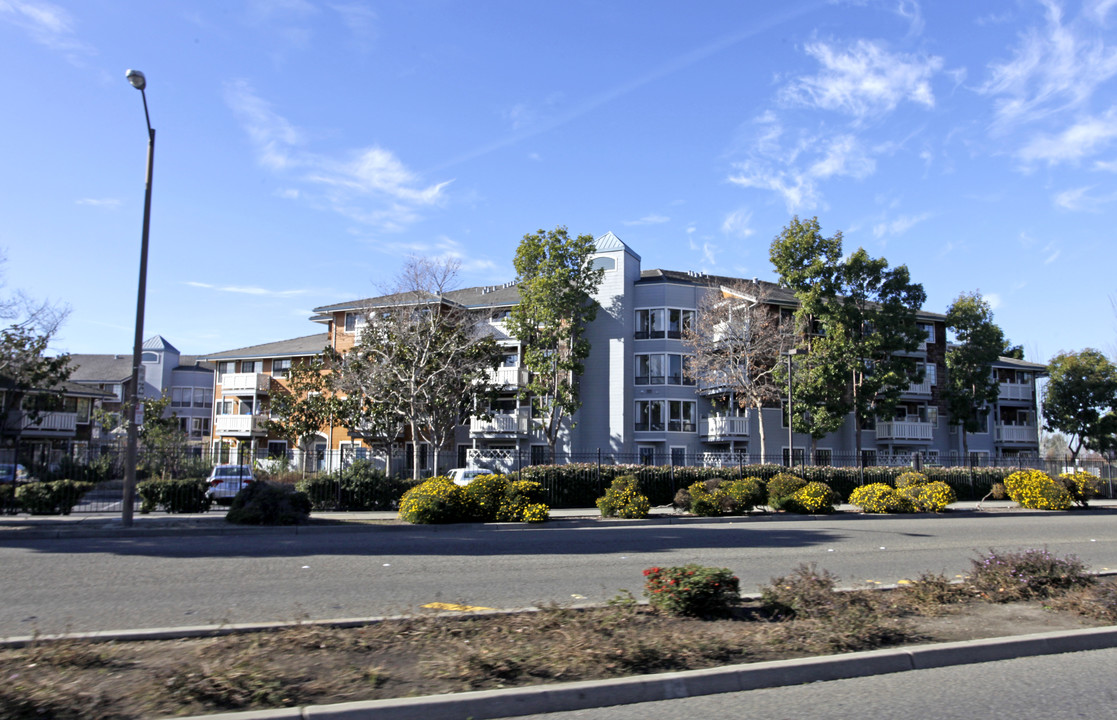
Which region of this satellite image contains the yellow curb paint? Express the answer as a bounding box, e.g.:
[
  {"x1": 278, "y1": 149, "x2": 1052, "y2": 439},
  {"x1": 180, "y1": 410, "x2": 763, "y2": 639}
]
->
[
  {"x1": 422, "y1": 602, "x2": 494, "y2": 612},
  {"x1": 897, "y1": 579, "x2": 912, "y2": 585}
]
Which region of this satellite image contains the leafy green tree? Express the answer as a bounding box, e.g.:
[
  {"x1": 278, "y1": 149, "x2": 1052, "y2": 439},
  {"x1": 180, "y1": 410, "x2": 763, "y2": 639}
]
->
[
  {"x1": 1042, "y1": 349, "x2": 1117, "y2": 461},
  {"x1": 266, "y1": 354, "x2": 339, "y2": 473},
  {"x1": 138, "y1": 393, "x2": 191, "y2": 479},
  {"x1": 943, "y1": 292, "x2": 1005, "y2": 457},
  {"x1": 507, "y1": 227, "x2": 604, "y2": 461},
  {"x1": 0, "y1": 324, "x2": 73, "y2": 451}
]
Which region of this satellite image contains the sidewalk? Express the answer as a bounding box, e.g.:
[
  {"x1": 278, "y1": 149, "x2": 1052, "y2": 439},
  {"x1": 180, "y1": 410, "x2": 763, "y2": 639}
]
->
[{"x1": 1, "y1": 499, "x2": 1115, "y2": 540}]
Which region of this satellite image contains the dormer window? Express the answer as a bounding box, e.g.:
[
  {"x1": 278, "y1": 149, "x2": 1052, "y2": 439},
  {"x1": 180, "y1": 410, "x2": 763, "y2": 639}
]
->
[
  {"x1": 141, "y1": 352, "x2": 158, "y2": 363},
  {"x1": 590, "y1": 256, "x2": 615, "y2": 272}
]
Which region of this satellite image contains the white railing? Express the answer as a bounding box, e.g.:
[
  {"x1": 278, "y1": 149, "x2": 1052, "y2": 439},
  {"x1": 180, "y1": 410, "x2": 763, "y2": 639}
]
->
[
  {"x1": 995, "y1": 424, "x2": 1037, "y2": 443},
  {"x1": 215, "y1": 414, "x2": 268, "y2": 435},
  {"x1": 220, "y1": 373, "x2": 270, "y2": 395},
  {"x1": 465, "y1": 448, "x2": 521, "y2": 473},
  {"x1": 875, "y1": 420, "x2": 934, "y2": 440},
  {"x1": 487, "y1": 366, "x2": 529, "y2": 387},
  {"x1": 18, "y1": 411, "x2": 77, "y2": 433},
  {"x1": 700, "y1": 415, "x2": 750, "y2": 439},
  {"x1": 470, "y1": 411, "x2": 531, "y2": 435},
  {"x1": 998, "y1": 383, "x2": 1032, "y2": 401},
  {"x1": 905, "y1": 378, "x2": 933, "y2": 395}
]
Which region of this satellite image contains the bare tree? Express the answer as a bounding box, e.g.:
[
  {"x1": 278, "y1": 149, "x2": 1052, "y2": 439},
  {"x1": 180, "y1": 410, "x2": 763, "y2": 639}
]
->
[
  {"x1": 339, "y1": 257, "x2": 500, "y2": 479},
  {"x1": 683, "y1": 281, "x2": 792, "y2": 463}
]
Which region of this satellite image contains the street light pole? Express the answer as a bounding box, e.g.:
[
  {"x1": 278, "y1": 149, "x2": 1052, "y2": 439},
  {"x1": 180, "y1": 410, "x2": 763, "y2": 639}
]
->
[
  {"x1": 121, "y1": 69, "x2": 155, "y2": 527},
  {"x1": 786, "y1": 348, "x2": 801, "y2": 468}
]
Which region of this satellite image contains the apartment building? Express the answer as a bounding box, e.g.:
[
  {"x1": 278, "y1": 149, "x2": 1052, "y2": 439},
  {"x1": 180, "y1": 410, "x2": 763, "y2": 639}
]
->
[
  {"x1": 1, "y1": 379, "x2": 112, "y2": 465},
  {"x1": 69, "y1": 335, "x2": 215, "y2": 446},
  {"x1": 206, "y1": 232, "x2": 1044, "y2": 473}
]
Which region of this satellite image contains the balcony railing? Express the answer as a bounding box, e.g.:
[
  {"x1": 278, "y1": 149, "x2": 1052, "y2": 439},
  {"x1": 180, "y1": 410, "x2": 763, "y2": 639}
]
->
[
  {"x1": 998, "y1": 383, "x2": 1032, "y2": 402},
  {"x1": 215, "y1": 414, "x2": 269, "y2": 436},
  {"x1": 875, "y1": 420, "x2": 934, "y2": 440},
  {"x1": 220, "y1": 372, "x2": 270, "y2": 395},
  {"x1": 701, "y1": 415, "x2": 750, "y2": 439},
  {"x1": 470, "y1": 410, "x2": 530, "y2": 435},
  {"x1": 995, "y1": 424, "x2": 1038, "y2": 443},
  {"x1": 12, "y1": 411, "x2": 77, "y2": 434},
  {"x1": 486, "y1": 366, "x2": 529, "y2": 387},
  {"x1": 905, "y1": 378, "x2": 933, "y2": 395}
]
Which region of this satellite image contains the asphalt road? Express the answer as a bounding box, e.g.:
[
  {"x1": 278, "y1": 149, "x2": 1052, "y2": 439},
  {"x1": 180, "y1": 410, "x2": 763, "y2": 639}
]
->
[
  {"x1": 2, "y1": 512, "x2": 1115, "y2": 636},
  {"x1": 507, "y1": 647, "x2": 1117, "y2": 720}
]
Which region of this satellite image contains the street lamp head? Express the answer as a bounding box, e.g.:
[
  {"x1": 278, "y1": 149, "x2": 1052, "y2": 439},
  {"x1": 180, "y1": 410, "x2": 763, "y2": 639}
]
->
[{"x1": 125, "y1": 69, "x2": 146, "y2": 91}]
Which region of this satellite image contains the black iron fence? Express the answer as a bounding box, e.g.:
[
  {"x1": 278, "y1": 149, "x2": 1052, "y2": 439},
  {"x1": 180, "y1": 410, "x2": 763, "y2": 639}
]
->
[{"x1": 1, "y1": 445, "x2": 1113, "y2": 514}]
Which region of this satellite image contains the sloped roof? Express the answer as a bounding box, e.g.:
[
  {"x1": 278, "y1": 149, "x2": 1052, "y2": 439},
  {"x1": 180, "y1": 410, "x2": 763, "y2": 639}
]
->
[
  {"x1": 202, "y1": 333, "x2": 330, "y2": 361},
  {"x1": 68, "y1": 354, "x2": 134, "y2": 383},
  {"x1": 142, "y1": 335, "x2": 179, "y2": 353},
  {"x1": 594, "y1": 231, "x2": 641, "y2": 260}
]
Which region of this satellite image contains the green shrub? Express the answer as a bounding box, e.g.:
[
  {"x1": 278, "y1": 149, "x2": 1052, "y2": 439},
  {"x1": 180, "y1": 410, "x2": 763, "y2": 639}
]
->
[
  {"x1": 14, "y1": 480, "x2": 93, "y2": 515},
  {"x1": 1003, "y1": 469, "x2": 1072, "y2": 510},
  {"x1": 686, "y1": 480, "x2": 723, "y2": 517},
  {"x1": 724, "y1": 477, "x2": 765, "y2": 513},
  {"x1": 596, "y1": 475, "x2": 651, "y2": 519},
  {"x1": 898, "y1": 480, "x2": 956, "y2": 512},
  {"x1": 966, "y1": 548, "x2": 1094, "y2": 602},
  {"x1": 463, "y1": 474, "x2": 509, "y2": 521},
  {"x1": 137, "y1": 477, "x2": 212, "y2": 514},
  {"x1": 1058, "y1": 470, "x2": 1100, "y2": 507},
  {"x1": 848, "y1": 483, "x2": 913, "y2": 514},
  {"x1": 766, "y1": 473, "x2": 808, "y2": 510},
  {"x1": 297, "y1": 460, "x2": 415, "y2": 510},
  {"x1": 894, "y1": 471, "x2": 928, "y2": 489},
  {"x1": 398, "y1": 476, "x2": 467, "y2": 524},
  {"x1": 643, "y1": 564, "x2": 740, "y2": 617},
  {"x1": 782, "y1": 481, "x2": 839, "y2": 514},
  {"x1": 225, "y1": 482, "x2": 311, "y2": 525}
]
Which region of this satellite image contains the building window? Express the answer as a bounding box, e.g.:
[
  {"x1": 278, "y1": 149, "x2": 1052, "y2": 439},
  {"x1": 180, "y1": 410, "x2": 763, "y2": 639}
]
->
[
  {"x1": 639, "y1": 446, "x2": 656, "y2": 465},
  {"x1": 918, "y1": 322, "x2": 935, "y2": 345},
  {"x1": 531, "y1": 445, "x2": 548, "y2": 465},
  {"x1": 861, "y1": 449, "x2": 877, "y2": 466},
  {"x1": 635, "y1": 309, "x2": 665, "y2": 339},
  {"x1": 590, "y1": 256, "x2": 615, "y2": 272},
  {"x1": 190, "y1": 417, "x2": 210, "y2": 437},
  {"x1": 240, "y1": 360, "x2": 261, "y2": 374},
  {"x1": 667, "y1": 309, "x2": 695, "y2": 338},
  {"x1": 272, "y1": 358, "x2": 292, "y2": 378},
  {"x1": 782, "y1": 448, "x2": 806, "y2": 466},
  {"x1": 667, "y1": 401, "x2": 696, "y2": 432},
  {"x1": 171, "y1": 387, "x2": 189, "y2": 408},
  {"x1": 194, "y1": 388, "x2": 212, "y2": 408},
  {"x1": 344, "y1": 312, "x2": 367, "y2": 333},
  {"x1": 142, "y1": 351, "x2": 159, "y2": 363},
  {"x1": 267, "y1": 441, "x2": 288, "y2": 459},
  {"x1": 635, "y1": 401, "x2": 664, "y2": 431},
  {"x1": 635, "y1": 354, "x2": 665, "y2": 384},
  {"x1": 76, "y1": 398, "x2": 91, "y2": 423},
  {"x1": 491, "y1": 309, "x2": 513, "y2": 323},
  {"x1": 670, "y1": 447, "x2": 687, "y2": 466},
  {"x1": 814, "y1": 448, "x2": 832, "y2": 466}
]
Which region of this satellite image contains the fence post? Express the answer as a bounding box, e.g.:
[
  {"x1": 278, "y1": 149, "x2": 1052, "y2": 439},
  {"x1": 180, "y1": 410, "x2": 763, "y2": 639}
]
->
[
  {"x1": 596, "y1": 448, "x2": 602, "y2": 496},
  {"x1": 518, "y1": 449, "x2": 522, "y2": 483}
]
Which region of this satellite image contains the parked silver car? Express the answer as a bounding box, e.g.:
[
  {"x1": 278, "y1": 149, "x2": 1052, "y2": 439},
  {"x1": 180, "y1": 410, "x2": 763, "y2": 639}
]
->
[{"x1": 206, "y1": 464, "x2": 254, "y2": 505}]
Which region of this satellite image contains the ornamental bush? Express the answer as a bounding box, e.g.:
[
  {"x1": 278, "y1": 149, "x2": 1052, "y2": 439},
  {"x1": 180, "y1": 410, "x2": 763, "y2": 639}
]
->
[
  {"x1": 724, "y1": 477, "x2": 765, "y2": 513},
  {"x1": 1058, "y1": 470, "x2": 1101, "y2": 508},
  {"x1": 297, "y1": 460, "x2": 415, "y2": 510},
  {"x1": 766, "y1": 473, "x2": 808, "y2": 511},
  {"x1": 399, "y1": 475, "x2": 550, "y2": 524},
  {"x1": 137, "y1": 477, "x2": 212, "y2": 514},
  {"x1": 399, "y1": 476, "x2": 469, "y2": 524},
  {"x1": 1003, "y1": 469, "x2": 1072, "y2": 511},
  {"x1": 495, "y1": 479, "x2": 549, "y2": 522},
  {"x1": 643, "y1": 564, "x2": 740, "y2": 617},
  {"x1": 462, "y1": 473, "x2": 509, "y2": 520},
  {"x1": 783, "y1": 481, "x2": 839, "y2": 514},
  {"x1": 225, "y1": 481, "x2": 311, "y2": 525},
  {"x1": 894, "y1": 471, "x2": 928, "y2": 489},
  {"x1": 899, "y1": 480, "x2": 956, "y2": 513},
  {"x1": 597, "y1": 475, "x2": 651, "y2": 519},
  {"x1": 848, "y1": 483, "x2": 914, "y2": 514},
  {"x1": 14, "y1": 480, "x2": 94, "y2": 515}
]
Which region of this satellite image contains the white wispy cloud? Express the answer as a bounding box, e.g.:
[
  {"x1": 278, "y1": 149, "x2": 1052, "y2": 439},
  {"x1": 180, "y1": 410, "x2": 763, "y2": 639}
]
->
[
  {"x1": 186, "y1": 281, "x2": 308, "y2": 297},
  {"x1": 224, "y1": 81, "x2": 450, "y2": 231},
  {"x1": 1054, "y1": 185, "x2": 1117, "y2": 211},
  {"x1": 779, "y1": 39, "x2": 943, "y2": 120},
  {"x1": 728, "y1": 117, "x2": 876, "y2": 211},
  {"x1": 721, "y1": 209, "x2": 755, "y2": 238},
  {"x1": 872, "y1": 211, "x2": 932, "y2": 238},
  {"x1": 688, "y1": 239, "x2": 718, "y2": 267},
  {"x1": 623, "y1": 214, "x2": 670, "y2": 226},
  {"x1": 0, "y1": 0, "x2": 92, "y2": 59},
  {"x1": 895, "y1": 0, "x2": 925, "y2": 36},
  {"x1": 1017, "y1": 106, "x2": 1117, "y2": 164},
  {"x1": 76, "y1": 197, "x2": 121, "y2": 209},
  {"x1": 985, "y1": 292, "x2": 1002, "y2": 309},
  {"x1": 980, "y1": 0, "x2": 1117, "y2": 130}
]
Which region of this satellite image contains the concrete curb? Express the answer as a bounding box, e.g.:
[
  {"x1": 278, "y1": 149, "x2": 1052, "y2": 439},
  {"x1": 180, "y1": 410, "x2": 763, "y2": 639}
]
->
[{"x1": 170, "y1": 625, "x2": 1117, "y2": 720}]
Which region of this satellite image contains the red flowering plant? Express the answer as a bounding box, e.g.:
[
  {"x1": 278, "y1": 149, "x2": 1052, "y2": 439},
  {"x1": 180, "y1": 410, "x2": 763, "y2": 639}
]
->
[{"x1": 643, "y1": 564, "x2": 741, "y2": 617}]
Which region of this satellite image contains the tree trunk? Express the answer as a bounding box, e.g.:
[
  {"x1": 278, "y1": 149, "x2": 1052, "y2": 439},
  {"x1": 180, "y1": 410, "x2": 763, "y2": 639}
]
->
[
  {"x1": 753, "y1": 401, "x2": 766, "y2": 465},
  {"x1": 410, "y1": 422, "x2": 422, "y2": 481}
]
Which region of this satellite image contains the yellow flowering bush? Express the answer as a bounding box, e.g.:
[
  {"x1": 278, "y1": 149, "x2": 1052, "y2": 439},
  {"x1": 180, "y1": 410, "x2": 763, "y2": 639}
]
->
[
  {"x1": 783, "y1": 481, "x2": 839, "y2": 514},
  {"x1": 498, "y1": 479, "x2": 549, "y2": 522},
  {"x1": 519, "y1": 502, "x2": 550, "y2": 523},
  {"x1": 1003, "y1": 469, "x2": 1072, "y2": 511},
  {"x1": 849, "y1": 483, "x2": 914, "y2": 513},
  {"x1": 767, "y1": 473, "x2": 808, "y2": 511},
  {"x1": 899, "y1": 480, "x2": 956, "y2": 513},
  {"x1": 1059, "y1": 470, "x2": 1101, "y2": 507},
  {"x1": 399, "y1": 475, "x2": 550, "y2": 524},
  {"x1": 895, "y1": 471, "x2": 928, "y2": 489},
  {"x1": 398, "y1": 476, "x2": 467, "y2": 524},
  {"x1": 597, "y1": 475, "x2": 651, "y2": 518}
]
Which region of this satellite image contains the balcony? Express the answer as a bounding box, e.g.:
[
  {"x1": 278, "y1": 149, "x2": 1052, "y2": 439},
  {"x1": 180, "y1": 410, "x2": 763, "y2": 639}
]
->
[
  {"x1": 470, "y1": 410, "x2": 530, "y2": 436},
  {"x1": 701, "y1": 415, "x2": 750, "y2": 440},
  {"x1": 220, "y1": 373, "x2": 271, "y2": 395},
  {"x1": 10, "y1": 411, "x2": 77, "y2": 436},
  {"x1": 905, "y1": 378, "x2": 933, "y2": 395},
  {"x1": 486, "y1": 366, "x2": 529, "y2": 387},
  {"x1": 875, "y1": 420, "x2": 934, "y2": 441},
  {"x1": 215, "y1": 414, "x2": 269, "y2": 436},
  {"x1": 998, "y1": 383, "x2": 1032, "y2": 402},
  {"x1": 995, "y1": 424, "x2": 1038, "y2": 444}
]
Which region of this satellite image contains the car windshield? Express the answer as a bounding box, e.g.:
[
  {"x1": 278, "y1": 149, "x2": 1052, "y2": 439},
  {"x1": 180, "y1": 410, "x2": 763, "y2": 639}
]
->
[{"x1": 214, "y1": 466, "x2": 251, "y2": 478}]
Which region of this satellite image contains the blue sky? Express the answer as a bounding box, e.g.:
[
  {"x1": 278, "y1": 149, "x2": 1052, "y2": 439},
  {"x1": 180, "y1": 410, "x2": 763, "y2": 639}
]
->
[{"x1": 1, "y1": 0, "x2": 1115, "y2": 363}]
